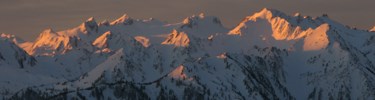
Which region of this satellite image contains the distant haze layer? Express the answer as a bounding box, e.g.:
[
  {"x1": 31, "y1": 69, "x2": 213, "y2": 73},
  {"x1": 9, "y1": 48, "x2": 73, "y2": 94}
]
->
[{"x1": 0, "y1": 0, "x2": 374, "y2": 41}]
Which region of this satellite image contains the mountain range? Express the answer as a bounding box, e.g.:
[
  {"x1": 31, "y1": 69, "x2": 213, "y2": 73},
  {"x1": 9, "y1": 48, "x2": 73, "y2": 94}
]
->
[{"x1": 1, "y1": 8, "x2": 375, "y2": 99}]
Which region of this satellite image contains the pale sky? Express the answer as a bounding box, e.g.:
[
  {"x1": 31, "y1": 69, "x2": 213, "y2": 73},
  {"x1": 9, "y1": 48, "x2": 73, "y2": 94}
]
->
[{"x1": 0, "y1": 0, "x2": 374, "y2": 41}]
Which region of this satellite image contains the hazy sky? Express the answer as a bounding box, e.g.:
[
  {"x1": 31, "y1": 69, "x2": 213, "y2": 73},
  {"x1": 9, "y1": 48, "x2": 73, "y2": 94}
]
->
[{"x1": 1, "y1": 0, "x2": 374, "y2": 41}]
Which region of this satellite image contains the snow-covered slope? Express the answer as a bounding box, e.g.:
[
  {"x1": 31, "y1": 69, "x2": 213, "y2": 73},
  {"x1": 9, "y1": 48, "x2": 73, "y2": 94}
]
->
[
  {"x1": 2, "y1": 8, "x2": 375, "y2": 100},
  {"x1": 0, "y1": 37, "x2": 36, "y2": 68}
]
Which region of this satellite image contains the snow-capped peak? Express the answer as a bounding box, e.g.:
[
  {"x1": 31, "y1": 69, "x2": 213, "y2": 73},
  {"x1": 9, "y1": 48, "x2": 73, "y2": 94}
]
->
[
  {"x1": 162, "y1": 29, "x2": 190, "y2": 47},
  {"x1": 99, "y1": 20, "x2": 110, "y2": 26},
  {"x1": 229, "y1": 8, "x2": 324, "y2": 39},
  {"x1": 86, "y1": 17, "x2": 95, "y2": 22},
  {"x1": 177, "y1": 14, "x2": 228, "y2": 38},
  {"x1": 371, "y1": 26, "x2": 375, "y2": 32},
  {"x1": 29, "y1": 28, "x2": 85, "y2": 55},
  {"x1": 110, "y1": 14, "x2": 133, "y2": 25},
  {"x1": 42, "y1": 28, "x2": 55, "y2": 34},
  {"x1": 199, "y1": 13, "x2": 205, "y2": 18},
  {"x1": 237, "y1": 8, "x2": 323, "y2": 29},
  {"x1": 0, "y1": 33, "x2": 26, "y2": 44},
  {"x1": 245, "y1": 8, "x2": 287, "y2": 21},
  {"x1": 37, "y1": 28, "x2": 58, "y2": 39},
  {"x1": 134, "y1": 36, "x2": 150, "y2": 47},
  {"x1": 1, "y1": 33, "x2": 15, "y2": 39},
  {"x1": 82, "y1": 17, "x2": 97, "y2": 27},
  {"x1": 294, "y1": 13, "x2": 301, "y2": 17},
  {"x1": 181, "y1": 13, "x2": 223, "y2": 29},
  {"x1": 77, "y1": 17, "x2": 98, "y2": 32},
  {"x1": 229, "y1": 8, "x2": 287, "y2": 35}
]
